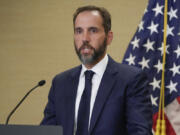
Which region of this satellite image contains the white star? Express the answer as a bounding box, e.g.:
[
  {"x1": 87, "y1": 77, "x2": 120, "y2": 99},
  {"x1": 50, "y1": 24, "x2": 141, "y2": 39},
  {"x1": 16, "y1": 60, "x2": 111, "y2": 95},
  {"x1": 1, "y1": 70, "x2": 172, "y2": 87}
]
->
[
  {"x1": 138, "y1": 21, "x2": 144, "y2": 32},
  {"x1": 168, "y1": 7, "x2": 178, "y2": 21},
  {"x1": 174, "y1": 45, "x2": 180, "y2": 58},
  {"x1": 143, "y1": 39, "x2": 155, "y2": 52},
  {"x1": 150, "y1": 78, "x2": 161, "y2": 91},
  {"x1": 166, "y1": 80, "x2": 178, "y2": 94},
  {"x1": 154, "y1": 60, "x2": 163, "y2": 73},
  {"x1": 147, "y1": 21, "x2": 159, "y2": 35},
  {"x1": 125, "y1": 54, "x2": 136, "y2": 65},
  {"x1": 163, "y1": 24, "x2": 175, "y2": 37},
  {"x1": 152, "y1": 3, "x2": 164, "y2": 17},
  {"x1": 169, "y1": 63, "x2": 180, "y2": 76},
  {"x1": 138, "y1": 57, "x2": 150, "y2": 69},
  {"x1": 158, "y1": 43, "x2": 169, "y2": 56},
  {"x1": 131, "y1": 37, "x2": 140, "y2": 50},
  {"x1": 167, "y1": 25, "x2": 175, "y2": 36},
  {"x1": 151, "y1": 95, "x2": 158, "y2": 106},
  {"x1": 173, "y1": 0, "x2": 176, "y2": 2}
]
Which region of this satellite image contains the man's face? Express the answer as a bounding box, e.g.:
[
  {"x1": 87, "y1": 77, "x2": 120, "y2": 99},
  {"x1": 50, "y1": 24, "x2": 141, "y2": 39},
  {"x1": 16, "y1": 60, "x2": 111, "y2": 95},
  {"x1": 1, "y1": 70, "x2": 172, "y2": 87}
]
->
[{"x1": 74, "y1": 11, "x2": 110, "y2": 68}]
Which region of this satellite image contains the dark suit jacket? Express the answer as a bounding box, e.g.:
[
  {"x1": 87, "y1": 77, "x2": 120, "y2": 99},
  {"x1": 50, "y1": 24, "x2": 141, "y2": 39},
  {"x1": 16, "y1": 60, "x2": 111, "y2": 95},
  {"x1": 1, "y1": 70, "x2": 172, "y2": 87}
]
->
[{"x1": 41, "y1": 56, "x2": 153, "y2": 135}]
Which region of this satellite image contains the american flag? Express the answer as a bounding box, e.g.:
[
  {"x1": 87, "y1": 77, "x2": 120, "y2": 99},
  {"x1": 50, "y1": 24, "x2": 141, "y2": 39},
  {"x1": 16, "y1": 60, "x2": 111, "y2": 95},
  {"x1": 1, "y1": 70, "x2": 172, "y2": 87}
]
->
[{"x1": 122, "y1": 0, "x2": 180, "y2": 134}]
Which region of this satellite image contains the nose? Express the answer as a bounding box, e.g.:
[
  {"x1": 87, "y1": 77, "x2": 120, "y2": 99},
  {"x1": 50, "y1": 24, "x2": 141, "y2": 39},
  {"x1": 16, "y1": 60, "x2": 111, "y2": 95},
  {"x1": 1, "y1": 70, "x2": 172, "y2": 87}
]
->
[{"x1": 82, "y1": 31, "x2": 90, "y2": 42}]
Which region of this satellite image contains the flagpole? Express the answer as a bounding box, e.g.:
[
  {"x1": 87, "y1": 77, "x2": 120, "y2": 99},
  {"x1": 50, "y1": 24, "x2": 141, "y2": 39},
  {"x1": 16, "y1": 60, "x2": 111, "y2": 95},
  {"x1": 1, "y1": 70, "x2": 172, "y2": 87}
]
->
[
  {"x1": 161, "y1": 0, "x2": 168, "y2": 134},
  {"x1": 155, "y1": 0, "x2": 168, "y2": 135}
]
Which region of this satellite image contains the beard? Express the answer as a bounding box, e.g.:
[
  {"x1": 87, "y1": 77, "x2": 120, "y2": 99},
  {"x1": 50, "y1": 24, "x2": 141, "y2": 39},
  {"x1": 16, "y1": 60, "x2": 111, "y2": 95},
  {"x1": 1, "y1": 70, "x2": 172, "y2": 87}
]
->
[{"x1": 74, "y1": 37, "x2": 107, "y2": 66}]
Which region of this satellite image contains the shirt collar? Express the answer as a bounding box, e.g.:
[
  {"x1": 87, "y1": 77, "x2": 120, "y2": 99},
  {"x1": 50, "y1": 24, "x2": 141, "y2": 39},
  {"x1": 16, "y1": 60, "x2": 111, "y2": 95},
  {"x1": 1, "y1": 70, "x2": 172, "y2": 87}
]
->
[{"x1": 80, "y1": 54, "x2": 108, "y2": 77}]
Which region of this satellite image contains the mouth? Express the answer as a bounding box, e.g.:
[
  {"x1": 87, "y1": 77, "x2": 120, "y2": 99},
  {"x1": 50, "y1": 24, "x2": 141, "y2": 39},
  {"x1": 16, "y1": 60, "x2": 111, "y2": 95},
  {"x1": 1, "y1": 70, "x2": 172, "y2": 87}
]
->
[
  {"x1": 81, "y1": 47, "x2": 92, "y2": 54},
  {"x1": 79, "y1": 45, "x2": 94, "y2": 55}
]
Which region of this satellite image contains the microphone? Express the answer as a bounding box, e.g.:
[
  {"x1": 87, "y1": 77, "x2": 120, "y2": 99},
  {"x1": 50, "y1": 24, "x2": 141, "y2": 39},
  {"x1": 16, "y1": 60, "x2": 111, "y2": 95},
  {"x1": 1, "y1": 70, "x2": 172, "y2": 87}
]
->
[{"x1": 5, "y1": 80, "x2": 46, "y2": 125}]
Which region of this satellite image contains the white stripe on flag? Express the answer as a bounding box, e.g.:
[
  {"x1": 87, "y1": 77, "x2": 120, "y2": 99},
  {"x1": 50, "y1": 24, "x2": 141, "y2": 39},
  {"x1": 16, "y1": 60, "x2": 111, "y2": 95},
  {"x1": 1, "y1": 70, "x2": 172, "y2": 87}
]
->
[{"x1": 165, "y1": 98, "x2": 180, "y2": 134}]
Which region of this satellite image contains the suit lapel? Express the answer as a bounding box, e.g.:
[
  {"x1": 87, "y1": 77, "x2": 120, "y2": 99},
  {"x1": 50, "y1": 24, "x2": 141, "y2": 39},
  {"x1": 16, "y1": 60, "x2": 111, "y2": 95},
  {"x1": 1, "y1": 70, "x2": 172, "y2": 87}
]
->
[
  {"x1": 89, "y1": 56, "x2": 118, "y2": 134},
  {"x1": 65, "y1": 66, "x2": 81, "y2": 135}
]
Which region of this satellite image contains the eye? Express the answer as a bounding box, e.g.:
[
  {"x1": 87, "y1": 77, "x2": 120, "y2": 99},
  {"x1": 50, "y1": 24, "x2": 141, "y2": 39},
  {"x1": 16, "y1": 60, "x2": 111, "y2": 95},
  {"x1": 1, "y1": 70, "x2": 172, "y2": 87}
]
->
[
  {"x1": 89, "y1": 27, "x2": 98, "y2": 33},
  {"x1": 75, "y1": 28, "x2": 82, "y2": 34}
]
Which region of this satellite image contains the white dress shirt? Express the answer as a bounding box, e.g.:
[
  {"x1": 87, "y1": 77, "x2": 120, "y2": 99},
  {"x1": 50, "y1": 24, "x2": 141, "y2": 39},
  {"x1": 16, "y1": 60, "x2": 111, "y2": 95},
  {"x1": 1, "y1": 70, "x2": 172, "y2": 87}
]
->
[{"x1": 74, "y1": 54, "x2": 109, "y2": 131}]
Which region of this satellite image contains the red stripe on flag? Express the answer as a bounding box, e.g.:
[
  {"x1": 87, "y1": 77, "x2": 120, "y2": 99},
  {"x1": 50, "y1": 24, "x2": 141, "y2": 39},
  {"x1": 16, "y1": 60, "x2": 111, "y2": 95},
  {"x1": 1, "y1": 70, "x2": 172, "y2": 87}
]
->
[
  {"x1": 164, "y1": 113, "x2": 176, "y2": 135},
  {"x1": 152, "y1": 112, "x2": 158, "y2": 131},
  {"x1": 153, "y1": 112, "x2": 176, "y2": 135},
  {"x1": 177, "y1": 96, "x2": 180, "y2": 104}
]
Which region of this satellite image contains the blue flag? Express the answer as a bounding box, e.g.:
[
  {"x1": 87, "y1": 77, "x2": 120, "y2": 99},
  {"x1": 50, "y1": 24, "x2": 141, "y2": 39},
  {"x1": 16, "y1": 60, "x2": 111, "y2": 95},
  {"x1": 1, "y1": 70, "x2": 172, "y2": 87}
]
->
[{"x1": 122, "y1": 0, "x2": 180, "y2": 134}]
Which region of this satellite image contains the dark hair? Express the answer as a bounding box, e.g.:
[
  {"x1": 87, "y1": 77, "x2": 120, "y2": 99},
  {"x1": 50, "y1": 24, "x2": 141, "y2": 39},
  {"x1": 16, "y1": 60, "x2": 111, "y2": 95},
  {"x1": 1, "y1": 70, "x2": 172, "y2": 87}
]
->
[{"x1": 73, "y1": 5, "x2": 111, "y2": 34}]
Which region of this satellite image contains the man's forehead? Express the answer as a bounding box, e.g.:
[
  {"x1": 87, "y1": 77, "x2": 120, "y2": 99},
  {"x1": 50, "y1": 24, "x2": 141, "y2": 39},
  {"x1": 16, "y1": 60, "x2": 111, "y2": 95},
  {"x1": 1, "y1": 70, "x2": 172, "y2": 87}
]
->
[
  {"x1": 90, "y1": 10, "x2": 100, "y2": 16},
  {"x1": 74, "y1": 10, "x2": 104, "y2": 30},
  {"x1": 75, "y1": 11, "x2": 103, "y2": 25},
  {"x1": 77, "y1": 10, "x2": 101, "y2": 19}
]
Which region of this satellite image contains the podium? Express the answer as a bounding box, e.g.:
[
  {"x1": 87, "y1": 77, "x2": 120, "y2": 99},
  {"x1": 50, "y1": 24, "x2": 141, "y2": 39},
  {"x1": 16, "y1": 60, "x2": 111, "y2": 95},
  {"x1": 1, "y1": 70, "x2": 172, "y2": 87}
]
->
[{"x1": 0, "y1": 124, "x2": 63, "y2": 135}]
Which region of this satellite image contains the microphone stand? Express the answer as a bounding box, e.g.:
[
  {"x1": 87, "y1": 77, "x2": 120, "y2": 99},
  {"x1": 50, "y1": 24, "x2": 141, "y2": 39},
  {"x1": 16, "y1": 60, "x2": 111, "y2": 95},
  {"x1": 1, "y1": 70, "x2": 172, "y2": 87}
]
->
[{"x1": 5, "y1": 80, "x2": 45, "y2": 125}]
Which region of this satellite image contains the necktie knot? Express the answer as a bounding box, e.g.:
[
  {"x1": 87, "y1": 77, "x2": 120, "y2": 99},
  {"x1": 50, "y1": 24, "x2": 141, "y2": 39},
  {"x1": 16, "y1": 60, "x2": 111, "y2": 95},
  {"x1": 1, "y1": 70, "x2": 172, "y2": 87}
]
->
[{"x1": 85, "y1": 70, "x2": 94, "y2": 81}]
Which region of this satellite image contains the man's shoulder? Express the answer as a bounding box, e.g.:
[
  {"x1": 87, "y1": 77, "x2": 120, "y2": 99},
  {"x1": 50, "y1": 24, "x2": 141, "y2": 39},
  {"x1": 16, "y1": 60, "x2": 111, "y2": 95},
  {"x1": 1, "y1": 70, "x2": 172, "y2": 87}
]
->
[
  {"x1": 109, "y1": 56, "x2": 142, "y2": 75},
  {"x1": 53, "y1": 65, "x2": 81, "y2": 81},
  {"x1": 109, "y1": 57, "x2": 147, "y2": 81},
  {"x1": 116, "y1": 63, "x2": 142, "y2": 74}
]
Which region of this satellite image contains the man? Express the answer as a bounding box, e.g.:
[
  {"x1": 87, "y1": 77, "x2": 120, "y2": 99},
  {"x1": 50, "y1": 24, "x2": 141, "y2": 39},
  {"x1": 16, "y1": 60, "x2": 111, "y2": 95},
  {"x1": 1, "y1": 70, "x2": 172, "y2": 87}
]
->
[{"x1": 41, "y1": 5, "x2": 153, "y2": 135}]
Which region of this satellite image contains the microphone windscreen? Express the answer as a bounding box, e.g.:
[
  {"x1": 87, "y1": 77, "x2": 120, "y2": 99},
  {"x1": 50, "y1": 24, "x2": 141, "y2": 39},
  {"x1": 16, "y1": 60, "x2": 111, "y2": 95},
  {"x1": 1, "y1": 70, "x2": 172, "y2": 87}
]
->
[{"x1": 38, "y1": 80, "x2": 46, "y2": 86}]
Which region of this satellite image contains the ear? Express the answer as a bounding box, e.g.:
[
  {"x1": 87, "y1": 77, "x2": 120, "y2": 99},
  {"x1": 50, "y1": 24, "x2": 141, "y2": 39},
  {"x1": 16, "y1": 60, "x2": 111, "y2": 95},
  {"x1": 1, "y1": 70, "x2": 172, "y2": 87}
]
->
[{"x1": 106, "y1": 31, "x2": 113, "y2": 45}]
